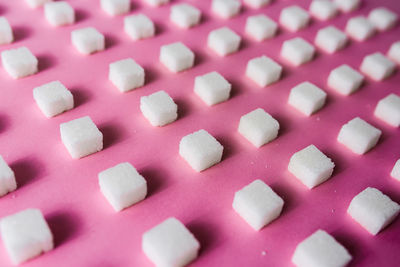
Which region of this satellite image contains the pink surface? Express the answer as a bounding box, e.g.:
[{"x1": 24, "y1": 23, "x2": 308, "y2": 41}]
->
[{"x1": 0, "y1": 0, "x2": 399, "y2": 266}]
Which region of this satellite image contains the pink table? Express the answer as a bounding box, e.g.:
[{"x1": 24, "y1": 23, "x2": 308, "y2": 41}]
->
[{"x1": 0, "y1": 0, "x2": 399, "y2": 266}]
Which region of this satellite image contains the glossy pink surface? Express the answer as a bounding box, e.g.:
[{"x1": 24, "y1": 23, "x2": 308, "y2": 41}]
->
[{"x1": 0, "y1": 0, "x2": 399, "y2": 266}]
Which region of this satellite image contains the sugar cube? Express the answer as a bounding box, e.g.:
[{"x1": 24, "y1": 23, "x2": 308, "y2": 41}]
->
[
  {"x1": 288, "y1": 82, "x2": 327, "y2": 116},
  {"x1": 315, "y1": 26, "x2": 348, "y2": 54},
  {"x1": 140, "y1": 90, "x2": 178, "y2": 127},
  {"x1": 194, "y1": 71, "x2": 231, "y2": 106},
  {"x1": 391, "y1": 159, "x2": 400, "y2": 181},
  {"x1": 244, "y1": 0, "x2": 271, "y2": 9},
  {"x1": 160, "y1": 42, "x2": 195, "y2": 73},
  {"x1": 279, "y1": 5, "x2": 310, "y2": 32},
  {"x1": 71, "y1": 27, "x2": 104, "y2": 55},
  {"x1": 309, "y1": 0, "x2": 338, "y2": 21},
  {"x1": 368, "y1": 7, "x2": 398, "y2": 31},
  {"x1": 0, "y1": 17, "x2": 13, "y2": 45},
  {"x1": 0, "y1": 155, "x2": 16, "y2": 197},
  {"x1": 388, "y1": 41, "x2": 400, "y2": 65},
  {"x1": 207, "y1": 27, "x2": 241, "y2": 56},
  {"x1": 233, "y1": 179, "x2": 284, "y2": 231},
  {"x1": 292, "y1": 229, "x2": 352, "y2": 267},
  {"x1": 170, "y1": 3, "x2": 201, "y2": 29},
  {"x1": 1, "y1": 47, "x2": 38, "y2": 79},
  {"x1": 142, "y1": 217, "x2": 200, "y2": 267},
  {"x1": 337, "y1": 117, "x2": 381, "y2": 155},
  {"x1": 44, "y1": 1, "x2": 75, "y2": 27},
  {"x1": 245, "y1": 14, "x2": 278, "y2": 42},
  {"x1": 124, "y1": 14, "x2": 155, "y2": 41},
  {"x1": 281, "y1": 37, "x2": 315, "y2": 66},
  {"x1": 334, "y1": 0, "x2": 360, "y2": 13},
  {"x1": 144, "y1": 0, "x2": 169, "y2": 7},
  {"x1": 246, "y1": 55, "x2": 282, "y2": 87},
  {"x1": 238, "y1": 108, "x2": 279, "y2": 148},
  {"x1": 179, "y1": 129, "x2": 223, "y2": 172},
  {"x1": 33, "y1": 81, "x2": 74, "y2": 118},
  {"x1": 99, "y1": 162, "x2": 147, "y2": 212},
  {"x1": 101, "y1": 0, "x2": 129, "y2": 16},
  {"x1": 360, "y1": 52, "x2": 396, "y2": 81},
  {"x1": 26, "y1": 0, "x2": 52, "y2": 8},
  {"x1": 60, "y1": 116, "x2": 103, "y2": 158},
  {"x1": 288, "y1": 145, "x2": 335, "y2": 189},
  {"x1": 0, "y1": 209, "x2": 53, "y2": 265},
  {"x1": 211, "y1": 0, "x2": 241, "y2": 19},
  {"x1": 348, "y1": 187, "x2": 400, "y2": 235},
  {"x1": 327, "y1": 64, "x2": 364, "y2": 95},
  {"x1": 374, "y1": 94, "x2": 400, "y2": 127},
  {"x1": 109, "y1": 58, "x2": 145, "y2": 92},
  {"x1": 345, "y1": 16, "x2": 376, "y2": 42}
]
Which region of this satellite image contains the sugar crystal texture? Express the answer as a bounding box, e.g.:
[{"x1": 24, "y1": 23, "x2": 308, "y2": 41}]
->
[
  {"x1": 71, "y1": 27, "x2": 105, "y2": 55},
  {"x1": 315, "y1": 26, "x2": 348, "y2": 54},
  {"x1": 1, "y1": 47, "x2": 38, "y2": 79},
  {"x1": 288, "y1": 145, "x2": 335, "y2": 189},
  {"x1": 0, "y1": 155, "x2": 17, "y2": 197},
  {"x1": 140, "y1": 90, "x2": 178, "y2": 126},
  {"x1": 142, "y1": 217, "x2": 200, "y2": 267},
  {"x1": 348, "y1": 187, "x2": 400, "y2": 235},
  {"x1": 281, "y1": 37, "x2": 315, "y2": 66},
  {"x1": 0, "y1": 209, "x2": 53, "y2": 265},
  {"x1": 327, "y1": 64, "x2": 364, "y2": 95},
  {"x1": 233, "y1": 179, "x2": 284, "y2": 231},
  {"x1": 109, "y1": 58, "x2": 145, "y2": 92},
  {"x1": 374, "y1": 94, "x2": 400, "y2": 127},
  {"x1": 170, "y1": 3, "x2": 201, "y2": 29},
  {"x1": 207, "y1": 27, "x2": 241, "y2": 56},
  {"x1": 288, "y1": 82, "x2": 327, "y2": 116},
  {"x1": 246, "y1": 55, "x2": 282, "y2": 87},
  {"x1": 44, "y1": 1, "x2": 75, "y2": 26},
  {"x1": 279, "y1": 5, "x2": 310, "y2": 32},
  {"x1": 245, "y1": 14, "x2": 278, "y2": 42},
  {"x1": 99, "y1": 162, "x2": 147, "y2": 211},
  {"x1": 160, "y1": 42, "x2": 194, "y2": 73},
  {"x1": 360, "y1": 52, "x2": 396, "y2": 81},
  {"x1": 194, "y1": 71, "x2": 231, "y2": 106},
  {"x1": 124, "y1": 14, "x2": 155, "y2": 41},
  {"x1": 292, "y1": 229, "x2": 352, "y2": 267},
  {"x1": 179, "y1": 129, "x2": 223, "y2": 172}
]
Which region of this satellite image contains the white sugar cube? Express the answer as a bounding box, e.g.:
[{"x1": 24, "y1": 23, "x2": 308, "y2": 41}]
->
[
  {"x1": 124, "y1": 14, "x2": 155, "y2": 41},
  {"x1": 337, "y1": 117, "x2": 381, "y2": 155},
  {"x1": 211, "y1": 0, "x2": 241, "y2": 19},
  {"x1": 292, "y1": 229, "x2": 352, "y2": 267},
  {"x1": 288, "y1": 145, "x2": 335, "y2": 189},
  {"x1": 194, "y1": 71, "x2": 231, "y2": 106},
  {"x1": 1, "y1": 47, "x2": 38, "y2": 79},
  {"x1": 60, "y1": 116, "x2": 103, "y2": 158},
  {"x1": 99, "y1": 162, "x2": 147, "y2": 212},
  {"x1": 160, "y1": 42, "x2": 194, "y2": 73},
  {"x1": 327, "y1": 64, "x2": 364, "y2": 95},
  {"x1": 0, "y1": 209, "x2": 53, "y2": 265},
  {"x1": 360, "y1": 52, "x2": 396, "y2": 81},
  {"x1": 315, "y1": 26, "x2": 348, "y2": 54},
  {"x1": 142, "y1": 217, "x2": 200, "y2": 267},
  {"x1": 345, "y1": 16, "x2": 375, "y2": 42},
  {"x1": 391, "y1": 159, "x2": 400, "y2": 181},
  {"x1": 109, "y1": 58, "x2": 145, "y2": 92},
  {"x1": 281, "y1": 37, "x2": 315, "y2": 66},
  {"x1": 368, "y1": 7, "x2": 398, "y2": 31},
  {"x1": 246, "y1": 55, "x2": 282, "y2": 87},
  {"x1": 33, "y1": 81, "x2": 74, "y2": 118},
  {"x1": 279, "y1": 5, "x2": 310, "y2": 32},
  {"x1": 334, "y1": 0, "x2": 360, "y2": 13},
  {"x1": 26, "y1": 0, "x2": 52, "y2": 8},
  {"x1": 388, "y1": 41, "x2": 400, "y2": 65},
  {"x1": 71, "y1": 27, "x2": 104, "y2": 55},
  {"x1": 179, "y1": 129, "x2": 223, "y2": 172},
  {"x1": 170, "y1": 3, "x2": 201, "y2": 29},
  {"x1": 144, "y1": 0, "x2": 169, "y2": 7},
  {"x1": 0, "y1": 17, "x2": 13, "y2": 45},
  {"x1": 374, "y1": 94, "x2": 400, "y2": 127},
  {"x1": 244, "y1": 0, "x2": 271, "y2": 9},
  {"x1": 309, "y1": 0, "x2": 338, "y2": 21},
  {"x1": 140, "y1": 90, "x2": 178, "y2": 127},
  {"x1": 348, "y1": 187, "x2": 400, "y2": 235},
  {"x1": 101, "y1": 0, "x2": 129, "y2": 16},
  {"x1": 288, "y1": 82, "x2": 327, "y2": 116},
  {"x1": 207, "y1": 27, "x2": 241, "y2": 56},
  {"x1": 238, "y1": 108, "x2": 279, "y2": 148},
  {"x1": 233, "y1": 179, "x2": 284, "y2": 231},
  {"x1": 245, "y1": 14, "x2": 278, "y2": 42},
  {"x1": 44, "y1": 1, "x2": 74, "y2": 27},
  {"x1": 0, "y1": 155, "x2": 16, "y2": 197}
]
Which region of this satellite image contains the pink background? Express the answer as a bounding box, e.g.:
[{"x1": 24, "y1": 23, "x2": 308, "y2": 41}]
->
[{"x1": 0, "y1": 0, "x2": 399, "y2": 266}]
